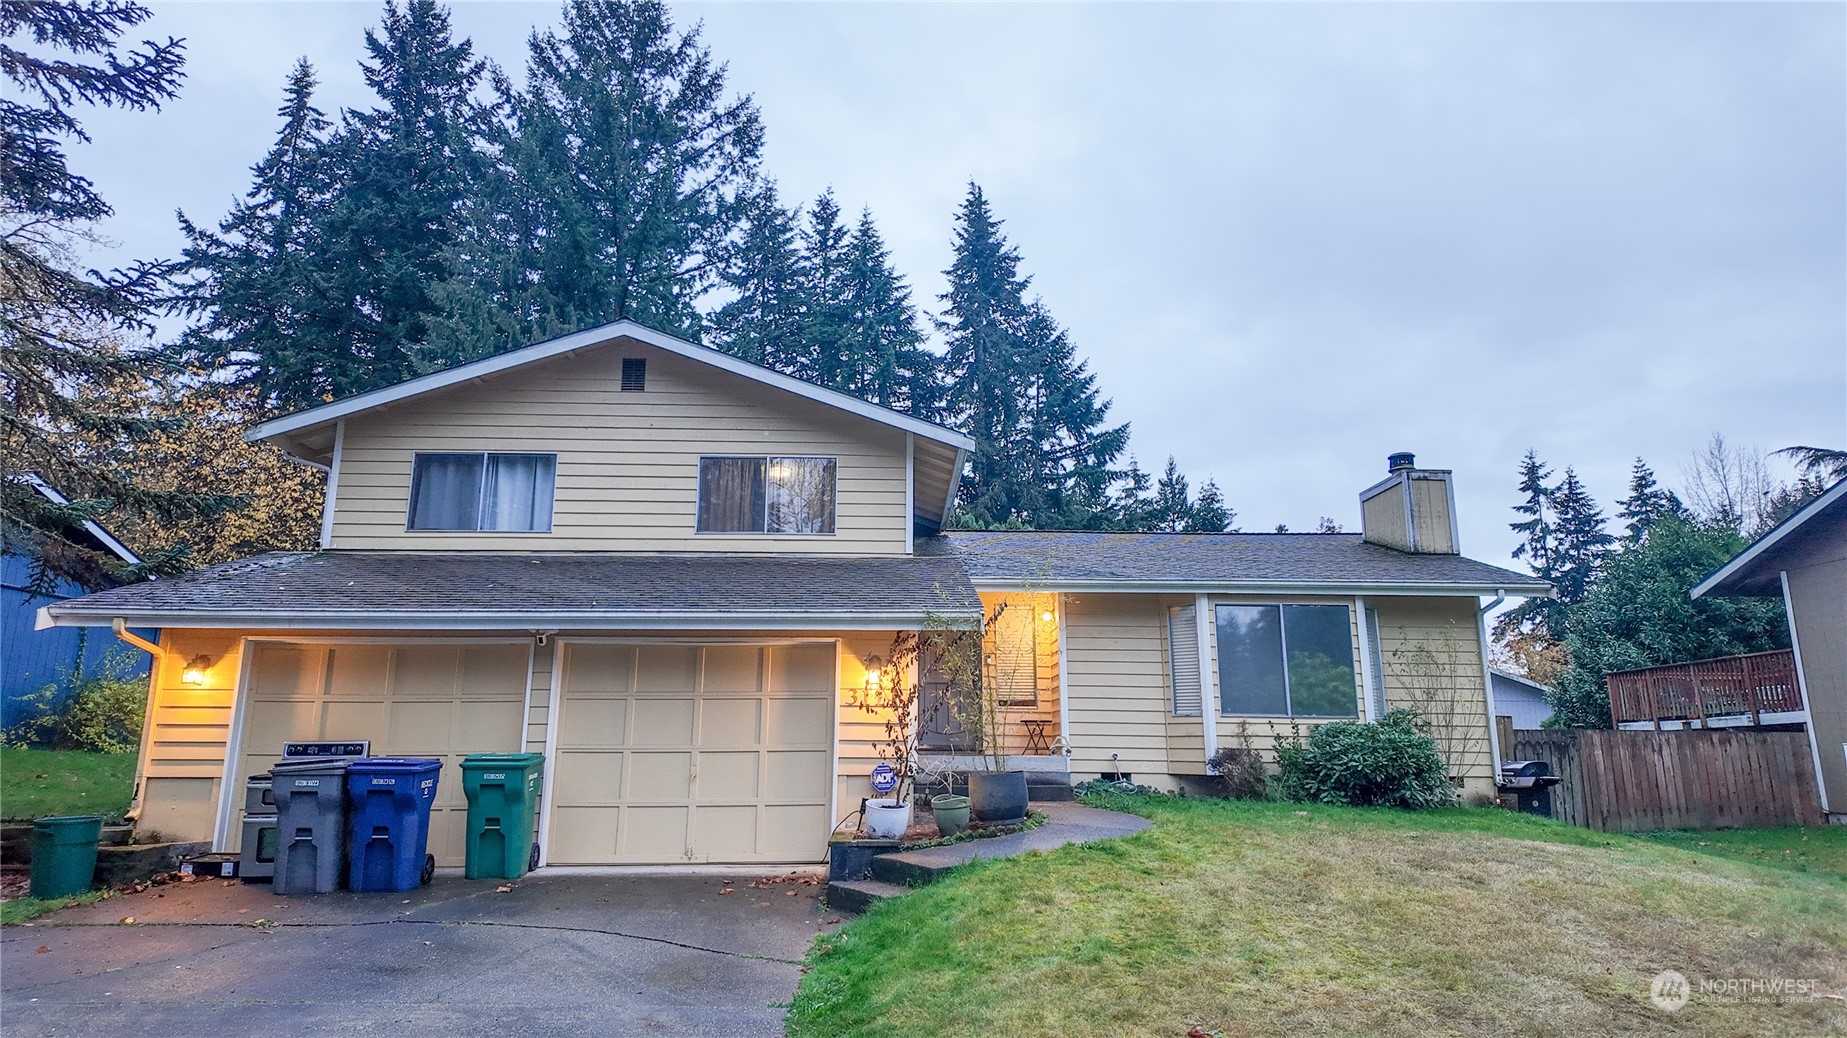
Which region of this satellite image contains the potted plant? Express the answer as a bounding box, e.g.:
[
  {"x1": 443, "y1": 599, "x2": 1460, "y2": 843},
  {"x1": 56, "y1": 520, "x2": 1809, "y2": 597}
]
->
[
  {"x1": 937, "y1": 602, "x2": 1030, "y2": 825},
  {"x1": 850, "y1": 639, "x2": 920, "y2": 839}
]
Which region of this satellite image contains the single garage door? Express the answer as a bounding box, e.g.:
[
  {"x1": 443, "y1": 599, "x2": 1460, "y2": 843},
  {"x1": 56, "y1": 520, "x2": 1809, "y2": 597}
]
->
[
  {"x1": 233, "y1": 641, "x2": 529, "y2": 866},
  {"x1": 549, "y1": 641, "x2": 835, "y2": 865}
]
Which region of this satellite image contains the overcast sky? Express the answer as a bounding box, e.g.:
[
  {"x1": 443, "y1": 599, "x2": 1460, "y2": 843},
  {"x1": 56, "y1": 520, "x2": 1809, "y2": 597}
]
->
[{"x1": 68, "y1": 1, "x2": 1847, "y2": 570}]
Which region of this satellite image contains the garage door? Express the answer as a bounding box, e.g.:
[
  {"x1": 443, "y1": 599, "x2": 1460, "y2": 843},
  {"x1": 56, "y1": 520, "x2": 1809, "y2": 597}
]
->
[
  {"x1": 549, "y1": 641, "x2": 835, "y2": 865},
  {"x1": 232, "y1": 641, "x2": 528, "y2": 866}
]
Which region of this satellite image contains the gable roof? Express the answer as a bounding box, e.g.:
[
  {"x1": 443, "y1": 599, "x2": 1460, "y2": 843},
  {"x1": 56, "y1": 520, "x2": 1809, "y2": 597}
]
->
[
  {"x1": 20, "y1": 474, "x2": 141, "y2": 567},
  {"x1": 922, "y1": 530, "x2": 1553, "y2": 596},
  {"x1": 39, "y1": 551, "x2": 982, "y2": 631},
  {"x1": 246, "y1": 319, "x2": 975, "y2": 454},
  {"x1": 1489, "y1": 667, "x2": 1553, "y2": 697},
  {"x1": 1692, "y1": 476, "x2": 1847, "y2": 599}
]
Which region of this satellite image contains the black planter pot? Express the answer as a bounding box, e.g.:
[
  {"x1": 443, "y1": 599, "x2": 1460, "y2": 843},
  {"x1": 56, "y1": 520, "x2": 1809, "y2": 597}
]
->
[{"x1": 968, "y1": 770, "x2": 1029, "y2": 825}]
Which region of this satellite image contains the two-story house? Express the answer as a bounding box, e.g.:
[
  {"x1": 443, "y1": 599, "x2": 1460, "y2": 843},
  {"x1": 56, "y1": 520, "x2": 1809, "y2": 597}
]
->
[{"x1": 41, "y1": 320, "x2": 1549, "y2": 868}]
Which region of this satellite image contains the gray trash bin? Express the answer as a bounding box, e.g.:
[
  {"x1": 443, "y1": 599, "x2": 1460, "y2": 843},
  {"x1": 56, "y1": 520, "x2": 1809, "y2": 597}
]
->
[
  {"x1": 240, "y1": 771, "x2": 277, "y2": 882},
  {"x1": 271, "y1": 757, "x2": 355, "y2": 894}
]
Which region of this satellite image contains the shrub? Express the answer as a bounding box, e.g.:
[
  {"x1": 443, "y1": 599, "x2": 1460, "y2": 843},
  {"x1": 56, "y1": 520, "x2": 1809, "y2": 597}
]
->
[
  {"x1": 5, "y1": 675, "x2": 148, "y2": 754},
  {"x1": 1205, "y1": 746, "x2": 1269, "y2": 800},
  {"x1": 1275, "y1": 709, "x2": 1457, "y2": 810}
]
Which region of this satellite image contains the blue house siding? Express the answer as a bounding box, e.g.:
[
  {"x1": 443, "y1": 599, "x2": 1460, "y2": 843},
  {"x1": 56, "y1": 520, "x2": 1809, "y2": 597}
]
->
[{"x1": 1, "y1": 553, "x2": 153, "y2": 729}]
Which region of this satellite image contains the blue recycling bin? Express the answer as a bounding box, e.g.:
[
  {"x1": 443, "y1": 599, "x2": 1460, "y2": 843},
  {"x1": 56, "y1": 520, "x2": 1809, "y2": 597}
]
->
[{"x1": 343, "y1": 758, "x2": 443, "y2": 892}]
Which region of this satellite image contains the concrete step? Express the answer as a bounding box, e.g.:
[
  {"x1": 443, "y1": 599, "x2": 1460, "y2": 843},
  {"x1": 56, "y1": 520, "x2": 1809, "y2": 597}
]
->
[
  {"x1": 869, "y1": 852, "x2": 952, "y2": 887},
  {"x1": 824, "y1": 878, "x2": 907, "y2": 915},
  {"x1": 1028, "y1": 782, "x2": 1075, "y2": 802}
]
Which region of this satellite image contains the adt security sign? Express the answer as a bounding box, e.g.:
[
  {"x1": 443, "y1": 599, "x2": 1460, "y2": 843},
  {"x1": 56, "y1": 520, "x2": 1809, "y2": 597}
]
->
[{"x1": 869, "y1": 762, "x2": 898, "y2": 794}]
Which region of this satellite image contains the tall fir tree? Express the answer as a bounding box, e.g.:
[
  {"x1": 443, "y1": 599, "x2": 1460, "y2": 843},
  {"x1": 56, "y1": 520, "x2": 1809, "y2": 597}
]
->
[
  {"x1": 1, "y1": 0, "x2": 225, "y2": 588},
  {"x1": 839, "y1": 208, "x2": 938, "y2": 416},
  {"x1": 1150, "y1": 457, "x2": 1191, "y2": 532},
  {"x1": 1185, "y1": 479, "x2": 1235, "y2": 533},
  {"x1": 1495, "y1": 450, "x2": 1563, "y2": 640},
  {"x1": 1615, "y1": 457, "x2": 1682, "y2": 543},
  {"x1": 707, "y1": 184, "x2": 808, "y2": 369},
  {"x1": 797, "y1": 190, "x2": 853, "y2": 386},
  {"x1": 501, "y1": 0, "x2": 764, "y2": 339},
  {"x1": 937, "y1": 183, "x2": 1126, "y2": 527},
  {"x1": 1549, "y1": 467, "x2": 1614, "y2": 606}
]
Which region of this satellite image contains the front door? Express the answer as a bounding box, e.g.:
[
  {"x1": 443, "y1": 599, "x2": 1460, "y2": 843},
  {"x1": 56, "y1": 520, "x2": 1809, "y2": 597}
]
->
[{"x1": 916, "y1": 639, "x2": 977, "y2": 752}]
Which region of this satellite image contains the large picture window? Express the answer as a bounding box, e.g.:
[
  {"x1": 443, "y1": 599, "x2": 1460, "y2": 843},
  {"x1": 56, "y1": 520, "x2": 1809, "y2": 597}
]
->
[
  {"x1": 697, "y1": 456, "x2": 837, "y2": 534},
  {"x1": 407, "y1": 452, "x2": 555, "y2": 532},
  {"x1": 1214, "y1": 603, "x2": 1357, "y2": 718}
]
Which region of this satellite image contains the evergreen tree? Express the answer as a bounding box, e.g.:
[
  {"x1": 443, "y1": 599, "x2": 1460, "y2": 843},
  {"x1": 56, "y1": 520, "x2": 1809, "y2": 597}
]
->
[
  {"x1": 503, "y1": 0, "x2": 764, "y2": 338},
  {"x1": 938, "y1": 184, "x2": 1127, "y2": 526},
  {"x1": 1, "y1": 0, "x2": 218, "y2": 588},
  {"x1": 176, "y1": 60, "x2": 344, "y2": 409},
  {"x1": 1184, "y1": 479, "x2": 1234, "y2": 533},
  {"x1": 839, "y1": 208, "x2": 938, "y2": 416},
  {"x1": 1150, "y1": 457, "x2": 1191, "y2": 532},
  {"x1": 797, "y1": 190, "x2": 853, "y2": 386},
  {"x1": 1615, "y1": 457, "x2": 1682, "y2": 543},
  {"x1": 1107, "y1": 457, "x2": 1156, "y2": 532},
  {"x1": 1549, "y1": 466, "x2": 1614, "y2": 606},
  {"x1": 707, "y1": 184, "x2": 808, "y2": 369},
  {"x1": 1495, "y1": 450, "x2": 1562, "y2": 641}
]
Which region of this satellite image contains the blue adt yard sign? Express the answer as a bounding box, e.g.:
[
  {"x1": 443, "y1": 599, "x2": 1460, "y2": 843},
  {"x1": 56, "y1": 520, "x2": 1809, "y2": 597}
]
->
[{"x1": 869, "y1": 762, "x2": 897, "y2": 794}]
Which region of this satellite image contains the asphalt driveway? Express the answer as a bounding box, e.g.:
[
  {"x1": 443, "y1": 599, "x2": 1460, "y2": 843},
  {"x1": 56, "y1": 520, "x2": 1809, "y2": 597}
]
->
[{"x1": 3, "y1": 870, "x2": 840, "y2": 1037}]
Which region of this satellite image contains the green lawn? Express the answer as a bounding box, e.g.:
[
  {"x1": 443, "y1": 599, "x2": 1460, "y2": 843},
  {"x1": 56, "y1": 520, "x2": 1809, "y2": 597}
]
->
[
  {"x1": 791, "y1": 794, "x2": 1847, "y2": 1038},
  {"x1": 0, "y1": 748, "x2": 136, "y2": 822},
  {"x1": 1636, "y1": 825, "x2": 1847, "y2": 880},
  {"x1": 0, "y1": 890, "x2": 113, "y2": 925}
]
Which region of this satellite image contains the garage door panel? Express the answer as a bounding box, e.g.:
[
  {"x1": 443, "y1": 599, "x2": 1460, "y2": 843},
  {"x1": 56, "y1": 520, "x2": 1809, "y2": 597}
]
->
[
  {"x1": 326, "y1": 646, "x2": 392, "y2": 696},
  {"x1": 700, "y1": 698, "x2": 761, "y2": 746},
  {"x1": 393, "y1": 646, "x2": 463, "y2": 697},
  {"x1": 628, "y1": 752, "x2": 694, "y2": 800},
  {"x1": 554, "y1": 750, "x2": 621, "y2": 806},
  {"x1": 769, "y1": 644, "x2": 834, "y2": 693},
  {"x1": 702, "y1": 646, "x2": 762, "y2": 692},
  {"x1": 765, "y1": 749, "x2": 829, "y2": 795},
  {"x1": 387, "y1": 701, "x2": 455, "y2": 751},
  {"x1": 550, "y1": 807, "x2": 619, "y2": 862},
  {"x1": 766, "y1": 697, "x2": 829, "y2": 743},
  {"x1": 557, "y1": 695, "x2": 627, "y2": 745},
  {"x1": 245, "y1": 700, "x2": 315, "y2": 748},
  {"x1": 562, "y1": 645, "x2": 634, "y2": 693},
  {"x1": 622, "y1": 806, "x2": 689, "y2": 856},
  {"x1": 250, "y1": 646, "x2": 318, "y2": 697},
  {"x1": 322, "y1": 700, "x2": 389, "y2": 738},
  {"x1": 453, "y1": 700, "x2": 522, "y2": 747},
  {"x1": 697, "y1": 751, "x2": 760, "y2": 797},
  {"x1": 635, "y1": 646, "x2": 698, "y2": 691},
  {"x1": 631, "y1": 699, "x2": 695, "y2": 744},
  {"x1": 692, "y1": 806, "x2": 757, "y2": 858},
  {"x1": 460, "y1": 646, "x2": 529, "y2": 696},
  {"x1": 760, "y1": 805, "x2": 829, "y2": 859}
]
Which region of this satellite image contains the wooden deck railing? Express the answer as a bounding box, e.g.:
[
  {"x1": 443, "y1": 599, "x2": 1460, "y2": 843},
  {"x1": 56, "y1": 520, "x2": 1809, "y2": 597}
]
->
[{"x1": 1607, "y1": 650, "x2": 1801, "y2": 728}]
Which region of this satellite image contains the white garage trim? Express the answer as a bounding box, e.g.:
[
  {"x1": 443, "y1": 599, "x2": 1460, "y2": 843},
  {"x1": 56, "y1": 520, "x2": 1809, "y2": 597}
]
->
[
  {"x1": 213, "y1": 636, "x2": 535, "y2": 857},
  {"x1": 537, "y1": 636, "x2": 565, "y2": 867}
]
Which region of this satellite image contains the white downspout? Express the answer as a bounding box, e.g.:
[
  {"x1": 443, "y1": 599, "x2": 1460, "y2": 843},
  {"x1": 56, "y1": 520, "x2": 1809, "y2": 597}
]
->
[
  {"x1": 113, "y1": 619, "x2": 164, "y2": 826},
  {"x1": 1195, "y1": 595, "x2": 1216, "y2": 764}
]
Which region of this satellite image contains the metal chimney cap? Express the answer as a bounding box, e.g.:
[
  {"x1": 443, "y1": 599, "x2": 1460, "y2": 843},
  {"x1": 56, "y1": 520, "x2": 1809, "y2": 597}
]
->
[{"x1": 1387, "y1": 452, "x2": 1416, "y2": 473}]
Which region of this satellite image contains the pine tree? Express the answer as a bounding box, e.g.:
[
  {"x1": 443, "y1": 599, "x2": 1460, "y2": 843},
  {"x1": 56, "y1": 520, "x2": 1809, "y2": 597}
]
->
[
  {"x1": 504, "y1": 0, "x2": 764, "y2": 338},
  {"x1": 1549, "y1": 467, "x2": 1614, "y2": 606},
  {"x1": 1184, "y1": 479, "x2": 1234, "y2": 533},
  {"x1": 1150, "y1": 457, "x2": 1191, "y2": 532},
  {"x1": 1, "y1": 0, "x2": 218, "y2": 588},
  {"x1": 1495, "y1": 450, "x2": 1563, "y2": 641},
  {"x1": 798, "y1": 190, "x2": 853, "y2": 387},
  {"x1": 1615, "y1": 457, "x2": 1682, "y2": 543},
  {"x1": 177, "y1": 60, "x2": 344, "y2": 409},
  {"x1": 1108, "y1": 457, "x2": 1156, "y2": 531},
  {"x1": 707, "y1": 184, "x2": 808, "y2": 369},
  {"x1": 840, "y1": 208, "x2": 938, "y2": 416}
]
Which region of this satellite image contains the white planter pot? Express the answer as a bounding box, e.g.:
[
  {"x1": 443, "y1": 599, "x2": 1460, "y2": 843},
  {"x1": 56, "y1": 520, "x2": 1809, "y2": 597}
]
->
[{"x1": 863, "y1": 798, "x2": 912, "y2": 839}]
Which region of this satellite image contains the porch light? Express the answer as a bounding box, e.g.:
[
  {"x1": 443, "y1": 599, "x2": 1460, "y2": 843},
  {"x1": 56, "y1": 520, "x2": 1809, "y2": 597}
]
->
[
  {"x1": 180, "y1": 654, "x2": 213, "y2": 686},
  {"x1": 862, "y1": 654, "x2": 886, "y2": 693},
  {"x1": 1040, "y1": 609, "x2": 1054, "y2": 623}
]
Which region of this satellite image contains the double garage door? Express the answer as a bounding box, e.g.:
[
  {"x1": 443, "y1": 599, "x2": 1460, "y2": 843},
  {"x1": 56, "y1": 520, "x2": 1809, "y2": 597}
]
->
[
  {"x1": 233, "y1": 638, "x2": 837, "y2": 868},
  {"x1": 548, "y1": 641, "x2": 836, "y2": 865}
]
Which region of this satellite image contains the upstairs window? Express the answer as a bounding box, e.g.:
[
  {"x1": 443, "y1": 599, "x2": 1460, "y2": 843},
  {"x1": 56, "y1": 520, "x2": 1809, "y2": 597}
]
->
[
  {"x1": 408, "y1": 453, "x2": 556, "y2": 532},
  {"x1": 1214, "y1": 603, "x2": 1357, "y2": 718},
  {"x1": 697, "y1": 456, "x2": 836, "y2": 534}
]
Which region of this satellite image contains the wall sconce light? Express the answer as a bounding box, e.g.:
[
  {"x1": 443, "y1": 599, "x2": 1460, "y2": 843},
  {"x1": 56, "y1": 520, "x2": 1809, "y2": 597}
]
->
[
  {"x1": 862, "y1": 654, "x2": 886, "y2": 693},
  {"x1": 180, "y1": 654, "x2": 213, "y2": 686},
  {"x1": 1040, "y1": 609, "x2": 1054, "y2": 623}
]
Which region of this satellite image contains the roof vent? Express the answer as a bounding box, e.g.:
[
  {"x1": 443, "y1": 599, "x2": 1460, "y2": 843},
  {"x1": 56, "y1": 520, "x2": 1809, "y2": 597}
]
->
[
  {"x1": 1387, "y1": 452, "x2": 1416, "y2": 473},
  {"x1": 621, "y1": 358, "x2": 646, "y2": 392}
]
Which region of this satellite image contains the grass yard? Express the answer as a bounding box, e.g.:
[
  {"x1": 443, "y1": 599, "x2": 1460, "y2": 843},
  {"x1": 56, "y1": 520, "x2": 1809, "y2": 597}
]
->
[
  {"x1": 1637, "y1": 825, "x2": 1847, "y2": 880},
  {"x1": 790, "y1": 794, "x2": 1847, "y2": 1038},
  {"x1": 0, "y1": 748, "x2": 136, "y2": 822}
]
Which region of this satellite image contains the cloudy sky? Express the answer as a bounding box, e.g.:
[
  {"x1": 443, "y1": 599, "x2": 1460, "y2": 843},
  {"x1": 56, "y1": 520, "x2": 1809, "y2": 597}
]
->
[{"x1": 69, "y1": 1, "x2": 1846, "y2": 569}]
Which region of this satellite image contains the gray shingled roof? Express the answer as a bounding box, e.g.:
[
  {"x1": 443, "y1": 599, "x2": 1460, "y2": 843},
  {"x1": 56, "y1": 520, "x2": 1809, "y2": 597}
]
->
[
  {"x1": 44, "y1": 552, "x2": 983, "y2": 626},
  {"x1": 921, "y1": 531, "x2": 1551, "y2": 592}
]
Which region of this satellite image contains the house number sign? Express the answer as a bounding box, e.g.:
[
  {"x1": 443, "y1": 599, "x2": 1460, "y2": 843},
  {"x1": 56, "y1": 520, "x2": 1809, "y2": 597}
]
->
[{"x1": 869, "y1": 762, "x2": 898, "y2": 794}]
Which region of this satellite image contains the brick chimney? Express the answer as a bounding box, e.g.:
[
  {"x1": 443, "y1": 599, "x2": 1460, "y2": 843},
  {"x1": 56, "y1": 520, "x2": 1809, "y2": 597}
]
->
[{"x1": 1359, "y1": 452, "x2": 1458, "y2": 554}]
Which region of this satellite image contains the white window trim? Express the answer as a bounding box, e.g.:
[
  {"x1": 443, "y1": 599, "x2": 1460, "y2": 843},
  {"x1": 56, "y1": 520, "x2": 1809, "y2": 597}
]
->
[
  {"x1": 1211, "y1": 601, "x2": 1363, "y2": 722},
  {"x1": 405, "y1": 451, "x2": 557, "y2": 534},
  {"x1": 694, "y1": 454, "x2": 840, "y2": 536}
]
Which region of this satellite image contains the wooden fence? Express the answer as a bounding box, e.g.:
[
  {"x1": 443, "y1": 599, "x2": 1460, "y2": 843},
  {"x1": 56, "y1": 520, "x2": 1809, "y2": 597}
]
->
[
  {"x1": 1606, "y1": 649, "x2": 1801, "y2": 728},
  {"x1": 1510, "y1": 728, "x2": 1823, "y2": 832}
]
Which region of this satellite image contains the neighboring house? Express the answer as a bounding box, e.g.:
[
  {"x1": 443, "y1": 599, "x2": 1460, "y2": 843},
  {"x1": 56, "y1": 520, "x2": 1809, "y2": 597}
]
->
[
  {"x1": 1692, "y1": 477, "x2": 1847, "y2": 824},
  {"x1": 1489, "y1": 668, "x2": 1554, "y2": 730},
  {"x1": 41, "y1": 320, "x2": 1550, "y2": 867},
  {"x1": 3, "y1": 476, "x2": 150, "y2": 728}
]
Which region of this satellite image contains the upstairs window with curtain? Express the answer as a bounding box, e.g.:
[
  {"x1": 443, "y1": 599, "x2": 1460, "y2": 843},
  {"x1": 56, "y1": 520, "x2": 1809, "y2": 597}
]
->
[
  {"x1": 697, "y1": 456, "x2": 836, "y2": 534},
  {"x1": 407, "y1": 453, "x2": 556, "y2": 532},
  {"x1": 1214, "y1": 603, "x2": 1358, "y2": 718}
]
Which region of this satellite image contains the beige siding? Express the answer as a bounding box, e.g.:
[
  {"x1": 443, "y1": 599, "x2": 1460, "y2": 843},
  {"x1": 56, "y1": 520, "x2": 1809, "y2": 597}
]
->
[
  {"x1": 1361, "y1": 486, "x2": 1411, "y2": 552},
  {"x1": 977, "y1": 593, "x2": 1062, "y2": 755},
  {"x1": 1786, "y1": 519, "x2": 1847, "y2": 815},
  {"x1": 1410, "y1": 474, "x2": 1456, "y2": 554},
  {"x1": 329, "y1": 341, "x2": 910, "y2": 554},
  {"x1": 1062, "y1": 594, "x2": 1174, "y2": 785},
  {"x1": 1371, "y1": 596, "x2": 1495, "y2": 794},
  {"x1": 137, "y1": 630, "x2": 247, "y2": 841}
]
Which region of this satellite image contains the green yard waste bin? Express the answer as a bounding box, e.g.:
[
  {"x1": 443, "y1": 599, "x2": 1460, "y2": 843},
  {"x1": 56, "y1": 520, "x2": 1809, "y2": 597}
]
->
[
  {"x1": 460, "y1": 753, "x2": 545, "y2": 880},
  {"x1": 30, "y1": 815, "x2": 103, "y2": 900}
]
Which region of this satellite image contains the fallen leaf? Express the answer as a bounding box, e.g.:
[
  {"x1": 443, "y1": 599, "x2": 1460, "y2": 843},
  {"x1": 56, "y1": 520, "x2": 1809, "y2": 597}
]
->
[
  {"x1": 719, "y1": 888, "x2": 733, "y2": 895},
  {"x1": 34, "y1": 946, "x2": 49, "y2": 954},
  {"x1": 785, "y1": 889, "x2": 797, "y2": 896},
  {"x1": 423, "y1": 940, "x2": 433, "y2": 946},
  {"x1": 119, "y1": 917, "x2": 135, "y2": 925},
  {"x1": 823, "y1": 917, "x2": 841, "y2": 925},
  {"x1": 238, "y1": 908, "x2": 250, "y2": 914},
  {"x1": 495, "y1": 885, "x2": 513, "y2": 893}
]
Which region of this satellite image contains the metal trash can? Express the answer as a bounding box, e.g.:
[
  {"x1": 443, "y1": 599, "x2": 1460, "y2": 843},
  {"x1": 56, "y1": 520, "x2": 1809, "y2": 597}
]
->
[
  {"x1": 459, "y1": 753, "x2": 545, "y2": 880},
  {"x1": 29, "y1": 815, "x2": 103, "y2": 900},
  {"x1": 271, "y1": 757, "x2": 356, "y2": 894},
  {"x1": 344, "y1": 758, "x2": 443, "y2": 892},
  {"x1": 240, "y1": 772, "x2": 278, "y2": 882},
  {"x1": 1497, "y1": 760, "x2": 1562, "y2": 817}
]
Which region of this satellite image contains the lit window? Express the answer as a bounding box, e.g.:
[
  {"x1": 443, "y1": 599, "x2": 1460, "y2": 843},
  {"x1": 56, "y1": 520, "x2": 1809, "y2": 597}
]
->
[
  {"x1": 407, "y1": 453, "x2": 555, "y2": 532},
  {"x1": 698, "y1": 456, "x2": 836, "y2": 534}
]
